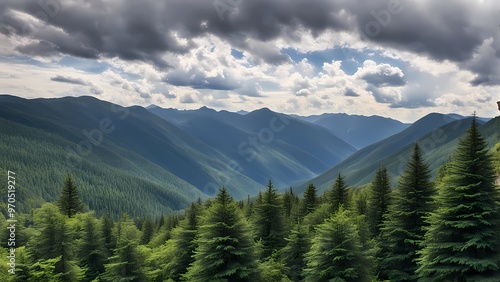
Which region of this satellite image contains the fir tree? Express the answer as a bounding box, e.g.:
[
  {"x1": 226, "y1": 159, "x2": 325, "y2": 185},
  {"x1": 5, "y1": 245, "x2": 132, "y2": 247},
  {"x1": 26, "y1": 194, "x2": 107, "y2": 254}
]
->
[
  {"x1": 102, "y1": 241, "x2": 146, "y2": 282},
  {"x1": 380, "y1": 143, "x2": 435, "y2": 282},
  {"x1": 102, "y1": 215, "x2": 145, "y2": 282},
  {"x1": 78, "y1": 214, "x2": 107, "y2": 282},
  {"x1": 253, "y1": 179, "x2": 286, "y2": 258},
  {"x1": 29, "y1": 203, "x2": 82, "y2": 281},
  {"x1": 282, "y1": 187, "x2": 294, "y2": 219},
  {"x1": 303, "y1": 208, "x2": 372, "y2": 282},
  {"x1": 140, "y1": 218, "x2": 154, "y2": 245},
  {"x1": 281, "y1": 222, "x2": 310, "y2": 281},
  {"x1": 165, "y1": 202, "x2": 201, "y2": 281},
  {"x1": 301, "y1": 183, "x2": 318, "y2": 216},
  {"x1": 184, "y1": 187, "x2": 257, "y2": 281},
  {"x1": 417, "y1": 117, "x2": 500, "y2": 281},
  {"x1": 331, "y1": 173, "x2": 350, "y2": 212},
  {"x1": 368, "y1": 167, "x2": 391, "y2": 237},
  {"x1": 100, "y1": 214, "x2": 116, "y2": 258},
  {"x1": 57, "y1": 175, "x2": 85, "y2": 218}
]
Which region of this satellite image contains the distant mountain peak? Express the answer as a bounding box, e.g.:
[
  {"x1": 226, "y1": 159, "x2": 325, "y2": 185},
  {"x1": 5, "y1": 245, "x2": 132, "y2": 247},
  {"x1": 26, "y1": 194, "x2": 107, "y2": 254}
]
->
[
  {"x1": 198, "y1": 106, "x2": 216, "y2": 112},
  {"x1": 146, "y1": 104, "x2": 160, "y2": 109}
]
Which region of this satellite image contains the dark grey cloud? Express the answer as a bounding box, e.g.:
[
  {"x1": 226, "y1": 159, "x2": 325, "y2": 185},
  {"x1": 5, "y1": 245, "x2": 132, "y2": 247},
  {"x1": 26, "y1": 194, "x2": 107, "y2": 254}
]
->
[
  {"x1": 50, "y1": 75, "x2": 103, "y2": 94},
  {"x1": 361, "y1": 72, "x2": 406, "y2": 87},
  {"x1": 367, "y1": 84, "x2": 399, "y2": 104},
  {"x1": 51, "y1": 75, "x2": 87, "y2": 86},
  {"x1": 180, "y1": 94, "x2": 197, "y2": 104},
  {"x1": 164, "y1": 70, "x2": 239, "y2": 91},
  {"x1": 344, "y1": 88, "x2": 360, "y2": 97},
  {"x1": 1, "y1": 0, "x2": 498, "y2": 84}
]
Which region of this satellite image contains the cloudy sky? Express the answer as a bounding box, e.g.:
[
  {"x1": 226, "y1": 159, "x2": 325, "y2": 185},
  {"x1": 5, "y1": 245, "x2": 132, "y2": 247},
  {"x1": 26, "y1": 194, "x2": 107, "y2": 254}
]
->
[{"x1": 0, "y1": 0, "x2": 499, "y2": 122}]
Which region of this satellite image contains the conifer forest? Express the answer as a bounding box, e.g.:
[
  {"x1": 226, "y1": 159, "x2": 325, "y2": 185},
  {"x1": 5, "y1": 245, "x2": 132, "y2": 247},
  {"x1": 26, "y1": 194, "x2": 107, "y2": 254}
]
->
[{"x1": 2, "y1": 117, "x2": 500, "y2": 281}]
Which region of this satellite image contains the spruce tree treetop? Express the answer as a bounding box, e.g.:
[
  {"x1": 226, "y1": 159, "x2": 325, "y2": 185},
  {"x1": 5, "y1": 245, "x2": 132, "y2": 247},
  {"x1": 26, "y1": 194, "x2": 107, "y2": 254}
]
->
[
  {"x1": 380, "y1": 143, "x2": 435, "y2": 282},
  {"x1": 252, "y1": 179, "x2": 286, "y2": 258},
  {"x1": 301, "y1": 183, "x2": 318, "y2": 216},
  {"x1": 57, "y1": 174, "x2": 85, "y2": 218},
  {"x1": 331, "y1": 173, "x2": 349, "y2": 212},
  {"x1": 417, "y1": 116, "x2": 500, "y2": 281},
  {"x1": 185, "y1": 186, "x2": 257, "y2": 281},
  {"x1": 368, "y1": 167, "x2": 391, "y2": 237}
]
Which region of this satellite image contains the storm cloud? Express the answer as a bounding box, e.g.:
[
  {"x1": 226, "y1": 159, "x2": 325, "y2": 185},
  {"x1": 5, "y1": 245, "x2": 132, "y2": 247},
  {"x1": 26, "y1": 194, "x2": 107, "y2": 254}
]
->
[{"x1": 0, "y1": 0, "x2": 498, "y2": 85}]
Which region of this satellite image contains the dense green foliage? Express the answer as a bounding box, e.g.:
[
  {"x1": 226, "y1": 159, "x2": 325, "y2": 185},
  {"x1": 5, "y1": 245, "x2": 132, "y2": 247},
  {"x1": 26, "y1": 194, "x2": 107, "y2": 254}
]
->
[
  {"x1": 1, "y1": 118, "x2": 499, "y2": 281},
  {"x1": 380, "y1": 143, "x2": 435, "y2": 281},
  {"x1": 417, "y1": 117, "x2": 500, "y2": 281},
  {"x1": 184, "y1": 187, "x2": 258, "y2": 281},
  {"x1": 58, "y1": 175, "x2": 85, "y2": 218},
  {"x1": 303, "y1": 207, "x2": 371, "y2": 281},
  {"x1": 368, "y1": 167, "x2": 392, "y2": 237}
]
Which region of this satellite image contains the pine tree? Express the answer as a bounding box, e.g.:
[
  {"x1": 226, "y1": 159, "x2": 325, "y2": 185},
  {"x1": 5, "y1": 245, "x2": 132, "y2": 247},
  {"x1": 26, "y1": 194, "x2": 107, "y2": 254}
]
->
[
  {"x1": 102, "y1": 241, "x2": 146, "y2": 282},
  {"x1": 331, "y1": 173, "x2": 350, "y2": 212},
  {"x1": 57, "y1": 175, "x2": 85, "y2": 218},
  {"x1": 301, "y1": 183, "x2": 318, "y2": 216},
  {"x1": 368, "y1": 167, "x2": 391, "y2": 237},
  {"x1": 282, "y1": 187, "x2": 294, "y2": 219},
  {"x1": 165, "y1": 202, "x2": 201, "y2": 281},
  {"x1": 303, "y1": 208, "x2": 372, "y2": 282},
  {"x1": 380, "y1": 143, "x2": 435, "y2": 282},
  {"x1": 281, "y1": 222, "x2": 310, "y2": 281},
  {"x1": 102, "y1": 215, "x2": 145, "y2": 282},
  {"x1": 184, "y1": 187, "x2": 257, "y2": 281},
  {"x1": 253, "y1": 179, "x2": 286, "y2": 258},
  {"x1": 78, "y1": 214, "x2": 107, "y2": 282},
  {"x1": 417, "y1": 117, "x2": 500, "y2": 281},
  {"x1": 29, "y1": 203, "x2": 82, "y2": 281},
  {"x1": 140, "y1": 218, "x2": 154, "y2": 245},
  {"x1": 100, "y1": 214, "x2": 116, "y2": 258}
]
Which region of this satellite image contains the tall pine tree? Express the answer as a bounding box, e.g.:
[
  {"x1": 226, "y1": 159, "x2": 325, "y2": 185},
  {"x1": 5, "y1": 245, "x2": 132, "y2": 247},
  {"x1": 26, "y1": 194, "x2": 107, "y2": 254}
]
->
[
  {"x1": 78, "y1": 214, "x2": 107, "y2": 282},
  {"x1": 185, "y1": 187, "x2": 257, "y2": 281},
  {"x1": 253, "y1": 179, "x2": 286, "y2": 258},
  {"x1": 330, "y1": 173, "x2": 350, "y2": 212},
  {"x1": 417, "y1": 116, "x2": 500, "y2": 281},
  {"x1": 368, "y1": 167, "x2": 391, "y2": 237},
  {"x1": 281, "y1": 222, "x2": 310, "y2": 281},
  {"x1": 303, "y1": 208, "x2": 372, "y2": 282},
  {"x1": 57, "y1": 174, "x2": 85, "y2": 218},
  {"x1": 165, "y1": 202, "x2": 201, "y2": 281},
  {"x1": 380, "y1": 143, "x2": 435, "y2": 282},
  {"x1": 301, "y1": 183, "x2": 318, "y2": 216}
]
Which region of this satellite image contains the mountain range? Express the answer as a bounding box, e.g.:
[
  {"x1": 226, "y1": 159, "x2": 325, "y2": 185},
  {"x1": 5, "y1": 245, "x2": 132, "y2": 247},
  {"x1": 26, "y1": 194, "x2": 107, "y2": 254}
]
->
[
  {"x1": 295, "y1": 113, "x2": 499, "y2": 195},
  {"x1": 1, "y1": 94, "x2": 498, "y2": 216}
]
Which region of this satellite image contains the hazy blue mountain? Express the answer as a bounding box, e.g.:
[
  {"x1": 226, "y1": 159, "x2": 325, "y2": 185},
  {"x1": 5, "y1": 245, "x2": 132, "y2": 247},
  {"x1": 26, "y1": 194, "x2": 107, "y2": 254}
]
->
[
  {"x1": 294, "y1": 113, "x2": 485, "y2": 194},
  {"x1": 293, "y1": 113, "x2": 410, "y2": 149},
  {"x1": 0, "y1": 95, "x2": 262, "y2": 216},
  {"x1": 149, "y1": 106, "x2": 358, "y2": 187}
]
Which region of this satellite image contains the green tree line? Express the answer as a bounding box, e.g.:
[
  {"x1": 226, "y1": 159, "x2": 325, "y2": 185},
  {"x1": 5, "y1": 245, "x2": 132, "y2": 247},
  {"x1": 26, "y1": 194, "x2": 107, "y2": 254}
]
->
[{"x1": 1, "y1": 117, "x2": 500, "y2": 281}]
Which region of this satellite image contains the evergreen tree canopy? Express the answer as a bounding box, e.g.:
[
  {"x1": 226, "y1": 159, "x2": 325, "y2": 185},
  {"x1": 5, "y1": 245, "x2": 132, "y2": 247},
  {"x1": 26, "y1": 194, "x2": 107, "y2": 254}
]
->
[
  {"x1": 301, "y1": 183, "x2": 318, "y2": 216},
  {"x1": 185, "y1": 187, "x2": 257, "y2": 282},
  {"x1": 417, "y1": 117, "x2": 500, "y2": 281},
  {"x1": 164, "y1": 202, "x2": 201, "y2": 281},
  {"x1": 281, "y1": 222, "x2": 310, "y2": 281},
  {"x1": 57, "y1": 175, "x2": 85, "y2": 218},
  {"x1": 303, "y1": 208, "x2": 372, "y2": 282},
  {"x1": 331, "y1": 173, "x2": 350, "y2": 212},
  {"x1": 78, "y1": 214, "x2": 107, "y2": 282},
  {"x1": 253, "y1": 179, "x2": 286, "y2": 258},
  {"x1": 381, "y1": 143, "x2": 435, "y2": 282},
  {"x1": 368, "y1": 167, "x2": 392, "y2": 237}
]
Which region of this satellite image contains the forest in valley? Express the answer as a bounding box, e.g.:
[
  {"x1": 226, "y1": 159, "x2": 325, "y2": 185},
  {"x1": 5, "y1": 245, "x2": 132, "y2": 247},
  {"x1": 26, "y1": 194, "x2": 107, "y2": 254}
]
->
[{"x1": 1, "y1": 117, "x2": 500, "y2": 281}]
